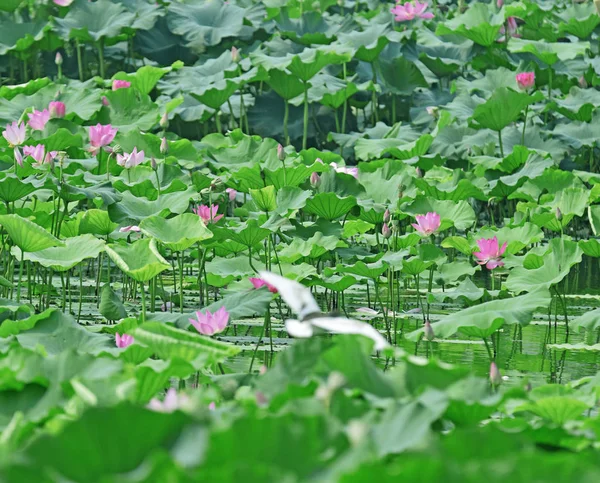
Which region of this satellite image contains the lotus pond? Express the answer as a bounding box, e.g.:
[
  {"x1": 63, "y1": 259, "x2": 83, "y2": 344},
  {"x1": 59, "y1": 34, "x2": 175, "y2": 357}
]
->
[{"x1": 3, "y1": 0, "x2": 600, "y2": 480}]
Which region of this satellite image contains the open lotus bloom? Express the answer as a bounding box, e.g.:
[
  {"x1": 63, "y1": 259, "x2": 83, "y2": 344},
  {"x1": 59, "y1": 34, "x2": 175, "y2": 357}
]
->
[
  {"x1": 411, "y1": 212, "x2": 441, "y2": 236},
  {"x1": 147, "y1": 388, "x2": 189, "y2": 413},
  {"x1": 3, "y1": 121, "x2": 26, "y2": 147},
  {"x1": 116, "y1": 147, "x2": 145, "y2": 168},
  {"x1": 516, "y1": 72, "x2": 535, "y2": 90},
  {"x1": 249, "y1": 277, "x2": 278, "y2": 293},
  {"x1": 259, "y1": 271, "x2": 390, "y2": 351},
  {"x1": 474, "y1": 236, "x2": 507, "y2": 270},
  {"x1": 189, "y1": 306, "x2": 229, "y2": 336},
  {"x1": 53, "y1": 0, "x2": 74, "y2": 5},
  {"x1": 115, "y1": 332, "x2": 134, "y2": 348},
  {"x1": 23, "y1": 144, "x2": 58, "y2": 167},
  {"x1": 193, "y1": 204, "x2": 223, "y2": 224},
  {"x1": 119, "y1": 225, "x2": 141, "y2": 233},
  {"x1": 112, "y1": 79, "x2": 131, "y2": 90},
  {"x1": 27, "y1": 109, "x2": 50, "y2": 131},
  {"x1": 226, "y1": 187, "x2": 237, "y2": 201},
  {"x1": 330, "y1": 162, "x2": 358, "y2": 178},
  {"x1": 391, "y1": 1, "x2": 434, "y2": 22},
  {"x1": 89, "y1": 123, "x2": 117, "y2": 154},
  {"x1": 49, "y1": 101, "x2": 66, "y2": 119}
]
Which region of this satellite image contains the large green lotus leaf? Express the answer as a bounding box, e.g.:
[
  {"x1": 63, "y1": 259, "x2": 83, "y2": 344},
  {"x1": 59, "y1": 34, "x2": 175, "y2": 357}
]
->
[
  {"x1": 207, "y1": 133, "x2": 280, "y2": 171},
  {"x1": 304, "y1": 192, "x2": 356, "y2": 221},
  {"x1": 250, "y1": 185, "x2": 277, "y2": 213},
  {"x1": 105, "y1": 88, "x2": 159, "y2": 132},
  {"x1": 406, "y1": 289, "x2": 551, "y2": 341},
  {"x1": 377, "y1": 57, "x2": 427, "y2": 96},
  {"x1": 120, "y1": 0, "x2": 163, "y2": 32},
  {"x1": 107, "y1": 189, "x2": 195, "y2": 224},
  {"x1": 435, "y1": 261, "x2": 479, "y2": 286},
  {"x1": 79, "y1": 209, "x2": 118, "y2": 237},
  {"x1": 554, "y1": 115, "x2": 600, "y2": 149},
  {"x1": 275, "y1": 186, "x2": 311, "y2": 216},
  {"x1": 579, "y1": 239, "x2": 600, "y2": 258},
  {"x1": 489, "y1": 151, "x2": 553, "y2": 190},
  {"x1": 355, "y1": 134, "x2": 432, "y2": 162},
  {"x1": 0, "y1": 18, "x2": 49, "y2": 55},
  {"x1": 267, "y1": 68, "x2": 306, "y2": 101},
  {"x1": 303, "y1": 74, "x2": 366, "y2": 109},
  {"x1": 113, "y1": 65, "x2": 171, "y2": 96},
  {"x1": 54, "y1": 0, "x2": 136, "y2": 42},
  {"x1": 454, "y1": 67, "x2": 518, "y2": 96},
  {"x1": 0, "y1": 84, "x2": 60, "y2": 124},
  {"x1": 222, "y1": 219, "x2": 270, "y2": 248},
  {"x1": 441, "y1": 236, "x2": 473, "y2": 256},
  {"x1": 336, "y1": 260, "x2": 388, "y2": 279},
  {"x1": 132, "y1": 322, "x2": 240, "y2": 362},
  {"x1": 515, "y1": 397, "x2": 590, "y2": 425},
  {"x1": 415, "y1": 174, "x2": 488, "y2": 202},
  {"x1": 13, "y1": 235, "x2": 105, "y2": 272},
  {"x1": 428, "y1": 278, "x2": 486, "y2": 305},
  {"x1": 473, "y1": 223, "x2": 544, "y2": 255},
  {"x1": 543, "y1": 187, "x2": 589, "y2": 218},
  {"x1": 118, "y1": 130, "x2": 196, "y2": 162},
  {"x1": 557, "y1": 3, "x2": 600, "y2": 39},
  {"x1": 570, "y1": 308, "x2": 600, "y2": 333},
  {"x1": 436, "y1": 3, "x2": 505, "y2": 47},
  {"x1": 550, "y1": 86, "x2": 600, "y2": 122},
  {"x1": 472, "y1": 88, "x2": 544, "y2": 132},
  {"x1": 588, "y1": 205, "x2": 600, "y2": 236},
  {"x1": 0, "y1": 214, "x2": 63, "y2": 253},
  {"x1": 274, "y1": 10, "x2": 352, "y2": 46},
  {"x1": 140, "y1": 213, "x2": 213, "y2": 252},
  {"x1": 402, "y1": 196, "x2": 476, "y2": 231},
  {"x1": 278, "y1": 232, "x2": 340, "y2": 263},
  {"x1": 189, "y1": 78, "x2": 239, "y2": 110},
  {"x1": 105, "y1": 238, "x2": 170, "y2": 282},
  {"x1": 21, "y1": 404, "x2": 190, "y2": 482},
  {"x1": 507, "y1": 38, "x2": 590, "y2": 65},
  {"x1": 0, "y1": 175, "x2": 38, "y2": 203},
  {"x1": 337, "y1": 24, "x2": 390, "y2": 63},
  {"x1": 99, "y1": 284, "x2": 127, "y2": 321},
  {"x1": 166, "y1": 0, "x2": 247, "y2": 49},
  {"x1": 504, "y1": 239, "x2": 583, "y2": 294}
]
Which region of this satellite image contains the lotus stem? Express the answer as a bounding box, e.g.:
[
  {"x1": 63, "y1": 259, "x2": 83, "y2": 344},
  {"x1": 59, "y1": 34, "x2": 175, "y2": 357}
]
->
[
  {"x1": 302, "y1": 81, "x2": 309, "y2": 150},
  {"x1": 98, "y1": 38, "x2": 105, "y2": 79},
  {"x1": 16, "y1": 251, "x2": 24, "y2": 303}
]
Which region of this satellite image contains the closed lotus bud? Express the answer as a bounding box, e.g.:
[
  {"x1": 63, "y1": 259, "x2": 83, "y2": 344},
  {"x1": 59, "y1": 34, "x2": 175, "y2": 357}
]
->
[
  {"x1": 555, "y1": 207, "x2": 562, "y2": 220},
  {"x1": 151, "y1": 157, "x2": 158, "y2": 170},
  {"x1": 382, "y1": 223, "x2": 392, "y2": 239},
  {"x1": 425, "y1": 106, "x2": 439, "y2": 119},
  {"x1": 159, "y1": 112, "x2": 169, "y2": 129},
  {"x1": 424, "y1": 320, "x2": 434, "y2": 341},
  {"x1": 579, "y1": 76, "x2": 588, "y2": 88},
  {"x1": 231, "y1": 46, "x2": 241, "y2": 63},
  {"x1": 383, "y1": 209, "x2": 391, "y2": 224},
  {"x1": 55, "y1": 52, "x2": 63, "y2": 66},
  {"x1": 277, "y1": 143, "x2": 285, "y2": 161},
  {"x1": 416, "y1": 167, "x2": 423, "y2": 178},
  {"x1": 490, "y1": 361, "x2": 502, "y2": 386},
  {"x1": 497, "y1": 0, "x2": 503, "y2": 7},
  {"x1": 102, "y1": 96, "x2": 110, "y2": 107},
  {"x1": 14, "y1": 147, "x2": 23, "y2": 167},
  {"x1": 310, "y1": 172, "x2": 320, "y2": 188},
  {"x1": 160, "y1": 137, "x2": 168, "y2": 155}
]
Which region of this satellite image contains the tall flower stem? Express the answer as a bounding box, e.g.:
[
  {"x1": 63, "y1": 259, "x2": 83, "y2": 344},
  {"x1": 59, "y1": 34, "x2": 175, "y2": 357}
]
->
[
  {"x1": 16, "y1": 251, "x2": 24, "y2": 303},
  {"x1": 521, "y1": 105, "x2": 529, "y2": 146},
  {"x1": 283, "y1": 100, "x2": 290, "y2": 145},
  {"x1": 302, "y1": 81, "x2": 309, "y2": 150},
  {"x1": 498, "y1": 129, "x2": 505, "y2": 158},
  {"x1": 97, "y1": 38, "x2": 105, "y2": 79}
]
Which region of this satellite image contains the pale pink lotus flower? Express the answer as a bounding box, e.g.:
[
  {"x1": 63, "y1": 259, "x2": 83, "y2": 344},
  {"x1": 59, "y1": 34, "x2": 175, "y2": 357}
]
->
[
  {"x1": 474, "y1": 237, "x2": 507, "y2": 270},
  {"x1": 53, "y1": 0, "x2": 74, "y2": 5},
  {"x1": 3, "y1": 121, "x2": 26, "y2": 146},
  {"x1": 49, "y1": 101, "x2": 66, "y2": 119},
  {"x1": 496, "y1": 0, "x2": 503, "y2": 7},
  {"x1": 231, "y1": 46, "x2": 241, "y2": 63},
  {"x1": 89, "y1": 123, "x2": 117, "y2": 155},
  {"x1": 248, "y1": 277, "x2": 278, "y2": 293},
  {"x1": 23, "y1": 144, "x2": 57, "y2": 166},
  {"x1": 391, "y1": 1, "x2": 434, "y2": 22},
  {"x1": 490, "y1": 361, "x2": 502, "y2": 385},
  {"x1": 14, "y1": 147, "x2": 23, "y2": 167},
  {"x1": 411, "y1": 212, "x2": 441, "y2": 236},
  {"x1": 116, "y1": 147, "x2": 145, "y2": 169},
  {"x1": 147, "y1": 388, "x2": 189, "y2": 413},
  {"x1": 498, "y1": 17, "x2": 519, "y2": 42},
  {"x1": 102, "y1": 96, "x2": 110, "y2": 107},
  {"x1": 516, "y1": 72, "x2": 535, "y2": 90},
  {"x1": 119, "y1": 225, "x2": 141, "y2": 233},
  {"x1": 27, "y1": 109, "x2": 50, "y2": 131},
  {"x1": 115, "y1": 332, "x2": 134, "y2": 348},
  {"x1": 310, "y1": 172, "x2": 320, "y2": 187},
  {"x1": 226, "y1": 187, "x2": 237, "y2": 201},
  {"x1": 193, "y1": 204, "x2": 223, "y2": 224},
  {"x1": 112, "y1": 79, "x2": 131, "y2": 90},
  {"x1": 55, "y1": 52, "x2": 63, "y2": 65},
  {"x1": 189, "y1": 306, "x2": 229, "y2": 336},
  {"x1": 330, "y1": 162, "x2": 358, "y2": 178},
  {"x1": 208, "y1": 401, "x2": 216, "y2": 411}
]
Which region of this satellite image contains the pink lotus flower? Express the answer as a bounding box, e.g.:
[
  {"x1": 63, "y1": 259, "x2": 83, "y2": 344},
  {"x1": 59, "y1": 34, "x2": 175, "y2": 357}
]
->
[
  {"x1": 391, "y1": 1, "x2": 434, "y2": 22},
  {"x1": 193, "y1": 204, "x2": 223, "y2": 224},
  {"x1": 474, "y1": 236, "x2": 507, "y2": 270},
  {"x1": 249, "y1": 277, "x2": 278, "y2": 293},
  {"x1": 14, "y1": 147, "x2": 23, "y2": 167},
  {"x1": 231, "y1": 46, "x2": 241, "y2": 63},
  {"x1": 53, "y1": 0, "x2": 74, "y2": 6},
  {"x1": 102, "y1": 96, "x2": 110, "y2": 107},
  {"x1": 411, "y1": 212, "x2": 441, "y2": 236},
  {"x1": 3, "y1": 121, "x2": 26, "y2": 146},
  {"x1": 490, "y1": 361, "x2": 502, "y2": 385},
  {"x1": 119, "y1": 225, "x2": 141, "y2": 233},
  {"x1": 112, "y1": 79, "x2": 131, "y2": 90},
  {"x1": 226, "y1": 187, "x2": 237, "y2": 201},
  {"x1": 189, "y1": 306, "x2": 229, "y2": 336},
  {"x1": 27, "y1": 109, "x2": 50, "y2": 131},
  {"x1": 116, "y1": 147, "x2": 145, "y2": 169},
  {"x1": 23, "y1": 144, "x2": 57, "y2": 166},
  {"x1": 208, "y1": 401, "x2": 216, "y2": 411},
  {"x1": 310, "y1": 172, "x2": 320, "y2": 187},
  {"x1": 382, "y1": 223, "x2": 392, "y2": 239},
  {"x1": 147, "y1": 388, "x2": 189, "y2": 413},
  {"x1": 516, "y1": 72, "x2": 535, "y2": 90},
  {"x1": 330, "y1": 162, "x2": 358, "y2": 179},
  {"x1": 115, "y1": 332, "x2": 134, "y2": 348},
  {"x1": 498, "y1": 17, "x2": 519, "y2": 42},
  {"x1": 49, "y1": 101, "x2": 66, "y2": 119},
  {"x1": 89, "y1": 123, "x2": 117, "y2": 155}
]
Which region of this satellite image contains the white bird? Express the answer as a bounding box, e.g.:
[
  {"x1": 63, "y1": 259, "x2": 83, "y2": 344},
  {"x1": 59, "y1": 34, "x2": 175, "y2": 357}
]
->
[{"x1": 258, "y1": 271, "x2": 390, "y2": 351}]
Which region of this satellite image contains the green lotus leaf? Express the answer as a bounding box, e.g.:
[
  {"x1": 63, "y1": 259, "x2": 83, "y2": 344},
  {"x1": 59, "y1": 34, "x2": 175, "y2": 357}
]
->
[
  {"x1": 139, "y1": 213, "x2": 213, "y2": 252},
  {"x1": 428, "y1": 278, "x2": 486, "y2": 305},
  {"x1": 304, "y1": 192, "x2": 357, "y2": 220},
  {"x1": 13, "y1": 235, "x2": 104, "y2": 272},
  {"x1": 0, "y1": 214, "x2": 63, "y2": 253},
  {"x1": 401, "y1": 257, "x2": 434, "y2": 276},
  {"x1": 550, "y1": 86, "x2": 600, "y2": 122},
  {"x1": 0, "y1": 18, "x2": 49, "y2": 56},
  {"x1": 99, "y1": 284, "x2": 127, "y2": 322},
  {"x1": 377, "y1": 57, "x2": 428, "y2": 97},
  {"x1": 515, "y1": 397, "x2": 590, "y2": 425},
  {"x1": 407, "y1": 289, "x2": 551, "y2": 340},
  {"x1": 80, "y1": 209, "x2": 118, "y2": 237},
  {"x1": 222, "y1": 219, "x2": 270, "y2": 248},
  {"x1": 507, "y1": 38, "x2": 590, "y2": 66},
  {"x1": 105, "y1": 88, "x2": 159, "y2": 132},
  {"x1": 556, "y1": 3, "x2": 600, "y2": 39},
  {"x1": 336, "y1": 260, "x2": 388, "y2": 279},
  {"x1": 474, "y1": 223, "x2": 544, "y2": 255},
  {"x1": 250, "y1": 185, "x2": 277, "y2": 213},
  {"x1": 0, "y1": 175, "x2": 38, "y2": 203},
  {"x1": 275, "y1": 187, "x2": 311, "y2": 216},
  {"x1": 472, "y1": 88, "x2": 544, "y2": 132},
  {"x1": 267, "y1": 68, "x2": 306, "y2": 101},
  {"x1": 402, "y1": 196, "x2": 476, "y2": 232},
  {"x1": 435, "y1": 261, "x2": 479, "y2": 286},
  {"x1": 579, "y1": 239, "x2": 600, "y2": 258},
  {"x1": 278, "y1": 232, "x2": 340, "y2": 263},
  {"x1": 105, "y1": 238, "x2": 170, "y2": 283},
  {"x1": 436, "y1": 3, "x2": 505, "y2": 47},
  {"x1": 307, "y1": 274, "x2": 357, "y2": 292},
  {"x1": 274, "y1": 11, "x2": 351, "y2": 46},
  {"x1": 107, "y1": 189, "x2": 195, "y2": 224},
  {"x1": 441, "y1": 236, "x2": 473, "y2": 256}
]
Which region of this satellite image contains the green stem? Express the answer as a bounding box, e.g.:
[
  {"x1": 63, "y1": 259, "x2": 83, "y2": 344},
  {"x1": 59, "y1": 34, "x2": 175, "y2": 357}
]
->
[
  {"x1": 16, "y1": 251, "x2": 24, "y2": 303},
  {"x1": 498, "y1": 129, "x2": 504, "y2": 158},
  {"x1": 283, "y1": 100, "x2": 290, "y2": 145},
  {"x1": 521, "y1": 105, "x2": 528, "y2": 146},
  {"x1": 483, "y1": 337, "x2": 494, "y2": 362},
  {"x1": 178, "y1": 251, "x2": 184, "y2": 313},
  {"x1": 98, "y1": 38, "x2": 105, "y2": 79},
  {"x1": 302, "y1": 81, "x2": 309, "y2": 150},
  {"x1": 140, "y1": 281, "x2": 147, "y2": 323}
]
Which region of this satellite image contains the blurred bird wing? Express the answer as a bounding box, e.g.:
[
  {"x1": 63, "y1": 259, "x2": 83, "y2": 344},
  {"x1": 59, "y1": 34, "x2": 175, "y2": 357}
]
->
[
  {"x1": 285, "y1": 319, "x2": 314, "y2": 338},
  {"x1": 259, "y1": 271, "x2": 320, "y2": 319},
  {"x1": 309, "y1": 316, "x2": 390, "y2": 351}
]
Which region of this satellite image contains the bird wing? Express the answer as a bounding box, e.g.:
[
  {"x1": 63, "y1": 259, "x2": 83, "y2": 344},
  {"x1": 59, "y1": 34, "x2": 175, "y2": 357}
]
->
[
  {"x1": 258, "y1": 271, "x2": 321, "y2": 319},
  {"x1": 285, "y1": 319, "x2": 314, "y2": 338},
  {"x1": 309, "y1": 316, "x2": 390, "y2": 351}
]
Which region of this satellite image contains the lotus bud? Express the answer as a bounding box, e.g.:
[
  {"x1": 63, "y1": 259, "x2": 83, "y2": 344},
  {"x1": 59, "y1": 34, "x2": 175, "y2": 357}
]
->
[
  {"x1": 151, "y1": 157, "x2": 158, "y2": 170},
  {"x1": 159, "y1": 112, "x2": 169, "y2": 129},
  {"x1": 490, "y1": 361, "x2": 502, "y2": 386},
  {"x1": 55, "y1": 52, "x2": 63, "y2": 66},
  {"x1": 346, "y1": 420, "x2": 368, "y2": 447},
  {"x1": 425, "y1": 106, "x2": 439, "y2": 119},
  {"x1": 382, "y1": 223, "x2": 392, "y2": 239},
  {"x1": 383, "y1": 209, "x2": 391, "y2": 224},
  {"x1": 102, "y1": 96, "x2": 110, "y2": 107},
  {"x1": 277, "y1": 143, "x2": 285, "y2": 161},
  {"x1": 555, "y1": 207, "x2": 562, "y2": 220},
  {"x1": 14, "y1": 147, "x2": 23, "y2": 167},
  {"x1": 579, "y1": 76, "x2": 588, "y2": 89},
  {"x1": 310, "y1": 172, "x2": 320, "y2": 188},
  {"x1": 424, "y1": 320, "x2": 434, "y2": 341},
  {"x1": 496, "y1": 0, "x2": 503, "y2": 7},
  {"x1": 226, "y1": 187, "x2": 237, "y2": 201},
  {"x1": 160, "y1": 137, "x2": 168, "y2": 154},
  {"x1": 416, "y1": 167, "x2": 423, "y2": 178},
  {"x1": 231, "y1": 46, "x2": 241, "y2": 63}
]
